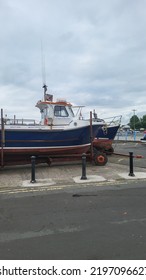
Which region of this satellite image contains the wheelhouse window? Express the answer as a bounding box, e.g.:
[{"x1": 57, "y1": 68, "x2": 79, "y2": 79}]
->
[{"x1": 54, "y1": 106, "x2": 69, "y2": 117}]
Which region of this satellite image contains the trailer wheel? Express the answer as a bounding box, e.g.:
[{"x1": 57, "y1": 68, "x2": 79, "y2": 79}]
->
[{"x1": 94, "y1": 151, "x2": 108, "y2": 166}]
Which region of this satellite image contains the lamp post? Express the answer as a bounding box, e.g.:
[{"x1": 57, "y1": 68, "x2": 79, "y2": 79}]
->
[
  {"x1": 132, "y1": 109, "x2": 137, "y2": 141},
  {"x1": 132, "y1": 109, "x2": 137, "y2": 131}
]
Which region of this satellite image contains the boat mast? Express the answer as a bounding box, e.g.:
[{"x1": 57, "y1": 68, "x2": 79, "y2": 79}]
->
[
  {"x1": 43, "y1": 84, "x2": 47, "y2": 101},
  {"x1": 41, "y1": 40, "x2": 47, "y2": 101}
]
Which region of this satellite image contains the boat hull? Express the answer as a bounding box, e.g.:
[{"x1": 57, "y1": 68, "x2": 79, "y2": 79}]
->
[
  {"x1": 0, "y1": 124, "x2": 101, "y2": 165},
  {"x1": 93, "y1": 125, "x2": 119, "y2": 151},
  {"x1": 96, "y1": 125, "x2": 119, "y2": 140}
]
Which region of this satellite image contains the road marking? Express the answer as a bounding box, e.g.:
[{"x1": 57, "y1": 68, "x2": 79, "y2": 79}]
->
[
  {"x1": 111, "y1": 217, "x2": 146, "y2": 225},
  {"x1": 0, "y1": 226, "x2": 86, "y2": 242},
  {"x1": 0, "y1": 184, "x2": 77, "y2": 195}
]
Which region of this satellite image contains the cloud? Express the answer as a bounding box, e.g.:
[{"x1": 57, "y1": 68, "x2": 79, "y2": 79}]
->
[{"x1": 0, "y1": 0, "x2": 146, "y2": 125}]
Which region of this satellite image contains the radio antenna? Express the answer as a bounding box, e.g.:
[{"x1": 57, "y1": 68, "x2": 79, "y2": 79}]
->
[{"x1": 41, "y1": 40, "x2": 47, "y2": 100}]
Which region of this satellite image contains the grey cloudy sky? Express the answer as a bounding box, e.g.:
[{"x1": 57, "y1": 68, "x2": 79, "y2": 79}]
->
[{"x1": 0, "y1": 0, "x2": 146, "y2": 123}]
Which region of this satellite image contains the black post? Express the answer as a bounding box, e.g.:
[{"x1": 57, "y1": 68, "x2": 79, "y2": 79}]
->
[
  {"x1": 129, "y1": 152, "x2": 135, "y2": 177},
  {"x1": 30, "y1": 156, "x2": 36, "y2": 183},
  {"x1": 81, "y1": 153, "x2": 87, "y2": 180}
]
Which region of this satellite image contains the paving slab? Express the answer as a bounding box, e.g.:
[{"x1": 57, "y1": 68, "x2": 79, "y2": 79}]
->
[
  {"x1": 118, "y1": 172, "x2": 146, "y2": 180},
  {"x1": 22, "y1": 178, "x2": 56, "y2": 187},
  {"x1": 73, "y1": 175, "x2": 106, "y2": 183}
]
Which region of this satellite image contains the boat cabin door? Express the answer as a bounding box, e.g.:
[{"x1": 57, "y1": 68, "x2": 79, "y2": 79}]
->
[{"x1": 53, "y1": 105, "x2": 73, "y2": 126}]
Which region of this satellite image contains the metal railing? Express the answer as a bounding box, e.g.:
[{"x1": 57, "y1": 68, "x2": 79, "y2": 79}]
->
[{"x1": 0, "y1": 118, "x2": 38, "y2": 126}]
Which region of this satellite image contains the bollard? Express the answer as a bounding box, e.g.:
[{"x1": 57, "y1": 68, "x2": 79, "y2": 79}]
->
[
  {"x1": 129, "y1": 152, "x2": 135, "y2": 177},
  {"x1": 30, "y1": 156, "x2": 36, "y2": 183},
  {"x1": 81, "y1": 153, "x2": 87, "y2": 180}
]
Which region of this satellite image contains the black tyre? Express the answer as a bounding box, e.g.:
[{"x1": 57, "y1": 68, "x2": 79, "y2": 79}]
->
[{"x1": 94, "y1": 151, "x2": 108, "y2": 166}]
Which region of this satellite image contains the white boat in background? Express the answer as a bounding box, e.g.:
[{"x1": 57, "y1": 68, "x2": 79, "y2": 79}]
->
[{"x1": 140, "y1": 131, "x2": 146, "y2": 144}]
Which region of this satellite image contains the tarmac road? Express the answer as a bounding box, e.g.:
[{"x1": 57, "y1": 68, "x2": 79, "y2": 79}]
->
[
  {"x1": 0, "y1": 180, "x2": 146, "y2": 260},
  {"x1": 111, "y1": 141, "x2": 146, "y2": 168},
  {"x1": 0, "y1": 141, "x2": 146, "y2": 260}
]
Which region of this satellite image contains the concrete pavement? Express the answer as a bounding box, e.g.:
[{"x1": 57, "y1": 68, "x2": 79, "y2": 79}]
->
[{"x1": 0, "y1": 158, "x2": 146, "y2": 195}]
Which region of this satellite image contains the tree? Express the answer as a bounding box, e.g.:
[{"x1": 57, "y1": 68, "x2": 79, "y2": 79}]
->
[
  {"x1": 129, "y1": 115, "x2": 141, "y2": 130},
  {"x1": 140, "y1": 115, "x2": 146, "y2": 129}
]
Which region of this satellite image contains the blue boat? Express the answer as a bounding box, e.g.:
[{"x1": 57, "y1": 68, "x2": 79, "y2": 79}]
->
[
  {"x1": 96, "y1": 124, "x2": 120, "y2": 140},
  {"x1": 0, "y1": 85, "x2": 104, "y2": 165},
  {"x1": 93, "y1": 115, "x2": 121, "y2": 154}
]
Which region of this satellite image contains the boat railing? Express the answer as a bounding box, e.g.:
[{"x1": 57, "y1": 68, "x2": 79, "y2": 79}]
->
[
  {"x1": 103, "y1": 115, "x2": 122, "y2": 126},
  {"x1": 1, "y1": 118, "x2": 38, "y2": 126}
]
